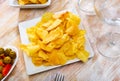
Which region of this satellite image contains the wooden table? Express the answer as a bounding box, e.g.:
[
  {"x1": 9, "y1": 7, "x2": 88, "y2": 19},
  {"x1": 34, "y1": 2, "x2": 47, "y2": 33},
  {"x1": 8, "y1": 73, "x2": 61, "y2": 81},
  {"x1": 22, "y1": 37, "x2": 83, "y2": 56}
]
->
[{"x1": 1, "y1": 0, "x2": 120, "y2": 81}]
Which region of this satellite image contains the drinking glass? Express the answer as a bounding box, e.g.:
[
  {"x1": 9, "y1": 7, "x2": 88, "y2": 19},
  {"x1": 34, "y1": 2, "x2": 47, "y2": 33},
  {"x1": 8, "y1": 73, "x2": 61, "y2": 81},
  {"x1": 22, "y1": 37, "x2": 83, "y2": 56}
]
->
[
  {"x1": 94, "y1": 0, "x2": 120, "y2": 58},
  {"x1": 78, "y1": 0, "x2": 95, "y2": 15}
]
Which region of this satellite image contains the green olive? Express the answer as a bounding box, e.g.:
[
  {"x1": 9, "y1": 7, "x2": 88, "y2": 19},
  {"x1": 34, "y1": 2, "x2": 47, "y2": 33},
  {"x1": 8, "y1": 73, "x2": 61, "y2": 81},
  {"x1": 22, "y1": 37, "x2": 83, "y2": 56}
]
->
[
  {"x1": 0, "y1": 48, "x2": 4, "y2": 54},
  {"x1": 9, "y1": 51, "x2": 16, "y2": 59},
  {"x1": 4, "y1": 48, "x2": 12, "y2": 56},
  {"x1": 3, "y1": 56, "x2": 12, "y2": 64},
  {"x1": 0, "y1": 66, "x2": 3, "y2": 73},
  {"x1": 0, "y1": 73, "x2": 3, "y2": 80}
]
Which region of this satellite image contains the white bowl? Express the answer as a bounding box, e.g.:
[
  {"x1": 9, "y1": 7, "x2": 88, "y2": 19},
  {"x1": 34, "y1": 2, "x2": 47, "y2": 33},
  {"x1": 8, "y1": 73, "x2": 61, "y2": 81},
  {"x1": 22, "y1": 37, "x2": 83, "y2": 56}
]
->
[
  {"x1": 1, "y1": 46, "x2": 18, "y2": 81},
  {"x1": 9, "y1": 0, "x2": 51, "y2": 8}
]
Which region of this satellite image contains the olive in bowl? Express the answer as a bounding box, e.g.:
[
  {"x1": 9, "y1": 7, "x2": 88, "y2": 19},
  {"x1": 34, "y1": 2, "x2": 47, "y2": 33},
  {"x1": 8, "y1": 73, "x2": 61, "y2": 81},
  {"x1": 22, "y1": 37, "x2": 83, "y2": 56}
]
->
[{"x1": 0, "y1": 46, "x2": 18, "y2": 81}]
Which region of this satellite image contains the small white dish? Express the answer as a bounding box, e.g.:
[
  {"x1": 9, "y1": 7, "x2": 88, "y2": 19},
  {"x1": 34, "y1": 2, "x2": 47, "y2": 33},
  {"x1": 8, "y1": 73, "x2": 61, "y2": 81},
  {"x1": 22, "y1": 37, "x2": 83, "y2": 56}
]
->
[
  {"x1": 1, "y1": 46, "x2": 18, "y2": 81},
  {"x1": 18, "y1": 9, "x2": 94, "y2": 75},
  {"x1": 9, "y1": 0, "x2": 51, "y2": 8}
]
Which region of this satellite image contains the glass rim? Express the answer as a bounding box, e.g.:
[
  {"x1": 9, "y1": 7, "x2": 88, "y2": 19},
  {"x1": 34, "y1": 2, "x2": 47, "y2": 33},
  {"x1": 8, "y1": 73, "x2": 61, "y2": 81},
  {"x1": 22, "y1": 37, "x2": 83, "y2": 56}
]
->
[{"x1": 78, "y1": 0, "x2": 96, "y2": 15}]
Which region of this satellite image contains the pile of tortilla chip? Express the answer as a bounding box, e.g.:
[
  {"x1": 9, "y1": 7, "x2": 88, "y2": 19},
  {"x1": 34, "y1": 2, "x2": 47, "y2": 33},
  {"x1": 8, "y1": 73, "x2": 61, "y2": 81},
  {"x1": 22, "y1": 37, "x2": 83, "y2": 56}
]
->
[
  {"x1": 20, "y1": 11, "x2": 89, "y2": 66},
  {"x1": 18, "y1": 0, "x2": 47, "y2": 5}
]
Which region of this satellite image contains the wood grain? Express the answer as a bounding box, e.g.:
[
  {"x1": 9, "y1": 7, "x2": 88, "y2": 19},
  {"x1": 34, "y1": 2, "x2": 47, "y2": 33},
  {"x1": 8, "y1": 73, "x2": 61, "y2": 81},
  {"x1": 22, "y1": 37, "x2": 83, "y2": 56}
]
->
[{"x1": 0, "y1": 0, "x2": 120, "y2": 81}]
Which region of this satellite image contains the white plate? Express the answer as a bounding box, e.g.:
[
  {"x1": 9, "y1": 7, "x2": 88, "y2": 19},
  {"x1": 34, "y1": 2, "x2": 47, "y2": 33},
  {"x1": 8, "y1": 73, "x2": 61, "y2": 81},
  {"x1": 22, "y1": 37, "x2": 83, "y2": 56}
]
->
[
  {"x1": 9, "y1": 0, "x2": 51, "y2": 8},
  {"x1": 18, "y1": 9, "x2": 94, "y2": 75},
  {"x1": 1, "y1": 46, "x2": 18, "y2": 81}
]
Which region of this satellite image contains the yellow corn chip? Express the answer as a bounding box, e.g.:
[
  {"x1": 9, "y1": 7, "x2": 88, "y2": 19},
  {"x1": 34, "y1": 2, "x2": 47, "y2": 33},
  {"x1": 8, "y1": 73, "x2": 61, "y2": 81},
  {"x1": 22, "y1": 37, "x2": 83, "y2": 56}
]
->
[
  {"x1": 20, "y1": 43, "x2": 40, "y2": 56},
  {"x1": 18, "y1": 0, "x2": 47, "y2": 5},
  {"x1": 32, "y1": 57, "x2": 43, "y2": 66},
  {"x1": 18, "y1": 0, "x2": 31, "y2": 5},
  {"x1": 38, "y1": 50, "x2": 49, "y2": 60},
  {"x1": 29, "y1": 0, "x2": 39, "y2": 4},
  {"x1": 48, "y1": 50, "x2": 67, "y2": 65},
  {"x1": 43, "y1": 27, "x2": 63, "y2": 43},
  {"x1": 38, "y1": 0, "x2": 47, "y2": 4},
  {"x1": 76, "y1": 50, "x2": 89, "y2": 62},
  {"x1": 47, "y1": 19, "x2": 62, "y2": 31}
]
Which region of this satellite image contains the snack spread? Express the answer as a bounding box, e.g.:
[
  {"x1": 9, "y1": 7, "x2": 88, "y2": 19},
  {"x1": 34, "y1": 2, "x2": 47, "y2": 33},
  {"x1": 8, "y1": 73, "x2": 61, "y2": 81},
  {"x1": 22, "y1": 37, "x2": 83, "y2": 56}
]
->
[{"x1": 20, "y1": 12, "x2": 89, "y2": 66}]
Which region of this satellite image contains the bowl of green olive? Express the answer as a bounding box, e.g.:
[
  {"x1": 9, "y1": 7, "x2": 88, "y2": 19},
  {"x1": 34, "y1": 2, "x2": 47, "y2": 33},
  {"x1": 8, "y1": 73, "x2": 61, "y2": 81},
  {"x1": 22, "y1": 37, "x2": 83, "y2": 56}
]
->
[{"x1": 0, "y1": 46, "x2": 18, "y2": 81}]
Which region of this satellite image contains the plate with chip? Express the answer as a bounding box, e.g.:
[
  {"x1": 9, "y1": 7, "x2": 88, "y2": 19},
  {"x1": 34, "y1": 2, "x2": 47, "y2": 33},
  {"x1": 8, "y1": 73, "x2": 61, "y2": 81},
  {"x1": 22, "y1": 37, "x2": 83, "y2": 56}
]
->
[
  {"x1": 9, "y1": 0, "x2": 51, "y2": 8},
  {"x1": 18, "y1": 9, "x2": 94, "y2": 75}
]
